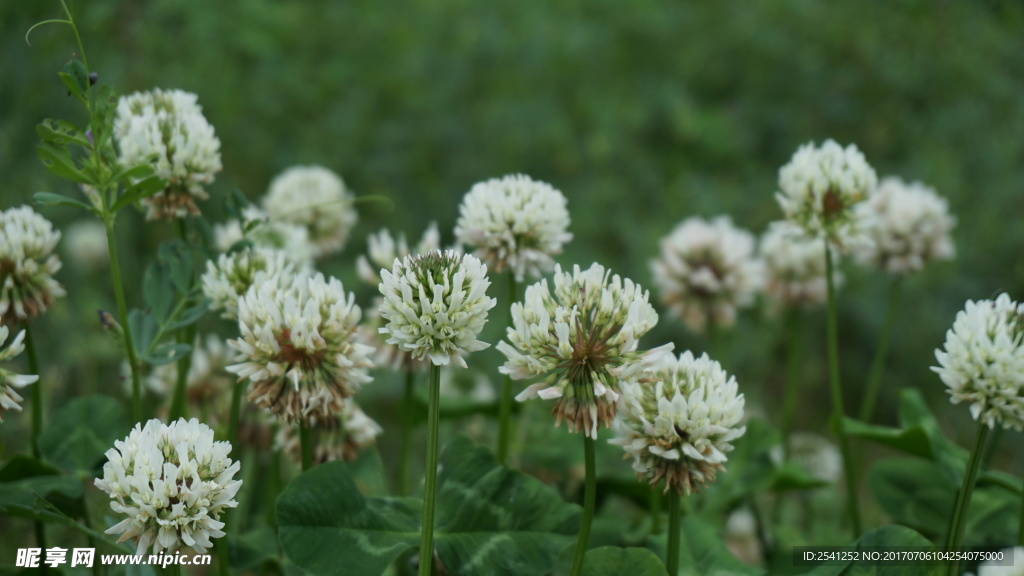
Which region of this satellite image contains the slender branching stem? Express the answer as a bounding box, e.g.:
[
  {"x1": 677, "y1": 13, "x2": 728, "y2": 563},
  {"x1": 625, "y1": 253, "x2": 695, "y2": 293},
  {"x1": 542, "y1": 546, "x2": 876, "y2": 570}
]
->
[
  {"x1": 569, "y1": 435, "x2": 597, "y2": 576},
  {"x1": 859, "y1": 277, "x2": 902, "y2": 423},
  {"x1": 418, "y1": 364, "x2": 442, "y2": 576},
  {"x1": 824, "y1": 243, "x2": 861, "y2": 538}
]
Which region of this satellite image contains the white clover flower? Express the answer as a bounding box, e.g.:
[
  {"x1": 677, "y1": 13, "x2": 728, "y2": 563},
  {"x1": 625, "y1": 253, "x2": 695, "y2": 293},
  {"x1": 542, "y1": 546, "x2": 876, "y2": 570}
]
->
[
  {"x1": 769, "y1": 432, "x2": 842, "y2": 484},
  {"x1": 977, "y1": 547, "x2": 1024, "y2": 576},
  {"x1": 611, "y1": 351, "x2": 745, "y2": 494},
  {"x1": 275, "y1": 400, "x2": 382, "y2": 464},
  {"x1": 378, "y1": 249, "x2": 495, "y2": 368},
  {"x1": 213, "y1": 206, "x2": 316, "y2": 268},
  {"x1": 776, "y1": 140, "x2": 877, "y2": 250},
  {"x1": 932, "y1": 293, "x2": 1024, "y2": 430},
  {"x1": 0, "y1": 326, "x2": 38, "y2": 422},
  {"x1": 650, "y1": 216, "x2": 764, "y2": 333},
  {"x1": 94, "y1": 418, "x2": 241, "y2": 555},
  {"x1": 263, "y1": 165, "x2": 357, "y2": 258},
  {"x1": 759, "y1": 220, "x2": 842, "y2": 308},
  {"x1": 454, "y1": 174, "x2": 572, "y2": 281},
  {"x1": 498, "y1": 262, "x2": 673, "y2": 438},
  {"x1": 147, "y1": 334, "x2": 233, "y2": 424},
  {"x1": 0, "y1": 206, "x2": 65, "y2": 323},
  {"x1": 63, "y1": 220, "x2": 108, "y2": 270},
  {"x1": 201, "y1": 246, "x2": 302, "y2": 320},
  {"x1": 227, "y1": 274, "x2": 374, "y2": 424},
  {"x1": 114, "y1": 89, "x2": 222, "y2": 220},
  {"x1": 355, "y1": 224, "x2": 441, "y2": 372},
  {"x1": 357, "y1": 223, "x2": 441, "y2": 286},
  {"x1": 854, "y1": 177, "x2": 955, "y2": 275}
]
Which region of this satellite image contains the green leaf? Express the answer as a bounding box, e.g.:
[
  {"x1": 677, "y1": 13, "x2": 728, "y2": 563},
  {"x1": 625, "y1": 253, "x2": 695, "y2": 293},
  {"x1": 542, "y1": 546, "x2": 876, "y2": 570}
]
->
[
  {"x1": 229, "y1": 527, "x2": 281, "y2": 571},
  {"x1": 582, "y1": 547, "x2": 666, "y2": 576},
  {"x1": 59, "y1": 59, "x2": 89, "y2": 102},
  {"x1": 109, "y1": 161, "x2": 156, "y2": 186},
  {"x1": 278, "y1": 436, "x2": 579, "y2": 576},
  {"x1": 798, "y1": 525, "x2": 940, "y2": 576},
  {"x1": 37, "y1": 118, "x2": 91, "y2": 148},
  {"x1": 39, "y1": 396, "x2": 129, "y2": 474},
  {"x1": 143, "y1": 342, "x2": 192, "y2": 366},
  {"x1": 0, "y1": 454, "x2": 61, "y2": 482},
  {"x1": 867, "y1": 459, "x2": 953, "y2": 541},
  {"x1": 111, "y1": 175, "x2": 167, "y2": 213},
  {"x1": 159, "y1": 239, "x2": 194, "y2": 293},
  {"x1": 129, "y1": 308, "x2": 158, "y2": 354},
  {"x1": 143, "y1": 262, "x2": 174, "y2": 323},
  {"x1": 37, "y1": 141, "x2": 91, "y2": 184},
  {"x1": 91, "y1": 84, "x2": 119, "y2": 149},
  {"x1": 166, "y1": 300, "x2": 210, "y2": 331},
  {"x1": 768, "y1": 462, "x2": 830, "y2": 492},
  {"x1": 647, "y1": 515, "x2": 763, "y2": 576},
  {"x1": 33, "y1": 192, "x2": 96, "y2": 212}
]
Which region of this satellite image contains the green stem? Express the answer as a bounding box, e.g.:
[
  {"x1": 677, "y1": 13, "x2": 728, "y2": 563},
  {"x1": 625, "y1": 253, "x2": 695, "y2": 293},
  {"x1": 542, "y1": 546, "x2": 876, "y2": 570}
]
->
[
  {"x1": 824, "y1": 243, "x2": 861, "y2": 538},
  {"x1": 299, "y1": 420, "x2": 313, "y2": 471},
  {"x1": 1019, "y1": 464, "x2": 1024, "y2": 546},
  {"x1": 707, "y1": 320, "x2": 722, "y2": 360},
  {"x1": 981, "y1": 426, "x2": 1002, "y2": 471},
  {"x1": 23, "y1": 323, "x2": 42, "y2": 457},
  {"x1": 945, "y1": 422, "x2": 989, "y2": 576},
  {"x1": 58, "y1": 0, "x2": 92, "y2": 113},
  {"x1": 228, "y1": 380, "x2": 245, "y2": 448},
  {"x1": 168, "y1": 220, "x2": 194, "y2": 421},
  {"x1": 399, "y1": 368, "x2": 415, "y2": 495},
  {"x1": 649, "y1": 489, "x2": 663, "y2": 535},
  {"x1": 418, "y1": 365, "x2": 442, "y2": 576},
  {"x1": 104, "y1": 216, "x2": 143, "y2": 422},
  {"x1": 569, "y1": 435, "x2": 597, "y2": 576},
  {"x1": 858, "y1": 277, "x2": 902, "y2": 423},
  {"x1": 779, "y1": 307, "x2": 803, "y2": 458},
  {"x1": 497, "y1": 274, "x2": 518, "y2": 465},
  {"x1": 217, "y1": 536, "x2": 230, "y2": 576},
  {"x1": 666, "y1": 490, "x2": 680, "y2": 576}
]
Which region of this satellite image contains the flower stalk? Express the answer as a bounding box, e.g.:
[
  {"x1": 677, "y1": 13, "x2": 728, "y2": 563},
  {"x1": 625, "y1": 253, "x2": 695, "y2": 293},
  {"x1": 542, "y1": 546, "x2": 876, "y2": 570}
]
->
[
  {"x1": 418, "y1": 365, "x2": 442, "y2": 576},
  {"x1": 497, "y1": 273, "x2": 518, "y2": 465},
  {"x1": 398, "y1": 367, "x2": 416, "y2": 495},
  {"x1": 569, "y1": 434, "x2": 597, "y2": 576},
  {"x1": 666, "y1": 490, "x2": 681, "y2": 576},
  {"x1": 780, "y1": 307, "x2": 803, "y2": 458},
  {"x1": 104, "y1": 216, "x2": 144, "y2": 422},
  {"x1": 859, "y1": 277, "x2": 902, "y2": 423},
  {"x1": 945, "y1": 422, "x2": 989, "y2": 576}
]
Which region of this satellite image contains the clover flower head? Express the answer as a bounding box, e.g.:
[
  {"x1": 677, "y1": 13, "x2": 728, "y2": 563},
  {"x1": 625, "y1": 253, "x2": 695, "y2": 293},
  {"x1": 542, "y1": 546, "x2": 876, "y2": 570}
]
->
[
  {"x1": 854, "y1": 177, "x2": 956, "y2": 275},
  {"x1": 213, "y1": 206, "x2": 316, "y2": 268},
  {"x1": 650, "y1": 216, "x2": 764, "y2": 333},
  {"x1": 0, "y1": 326, "x2": 38, "y2": 422},
  {"x1": 0, "y1": 206, "x2": 65, "y2": 323},
  {"x1": 114, "y1": 89, "x2": 222, "y2": 220},
  {"x1": 776, "y1": 140, "x2": 877, "y2": 250},
  {"x1": 498, "y1": 262, "x2": 673, "y2": 438},
  {"x1": 147, "y1": 334, "x2": 233, "y2": 425},
  {"x1": 201, "y1": 246, "x2": 301, "y2": 320},
  {"x1": 94, "y1": 418, "x2": 241, "y2": 555},
  {"x1": 63, "y1": 220, "x2": 108, "y2": 270},
  {"x1": 611, "y1": 351, "x2": 745, "y2": 494},
  {"x1": 759, "y1": 220, "x2": 842, "y2": 308},
  {"x1": 275, "y1": 400, "x2": 383, "y2": 464},
  {"x1": 932, "y1": 293, "x2": 1024, "y2": 430},
  {"x1": 357, "y1": 223, "x2": 441, "y2": 286},
  {"x1": 378, "y1": 249, "x2": 495, "y2": 368},
  {"x1": 454, "y1": 174, "x2": 572, "y2": 281},
  {"x1": 263, "y1": 165, "x2": 357, "y2": 258},
  {"x1": 227, "y1": 273, "x2": 374, "y2": 424}
]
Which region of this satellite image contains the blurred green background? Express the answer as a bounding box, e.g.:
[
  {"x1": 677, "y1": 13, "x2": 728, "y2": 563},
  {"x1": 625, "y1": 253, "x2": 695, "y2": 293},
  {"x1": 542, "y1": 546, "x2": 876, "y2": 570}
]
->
[{"x1": 2, "y1": 0, "x2": 1023, "y2": 487}]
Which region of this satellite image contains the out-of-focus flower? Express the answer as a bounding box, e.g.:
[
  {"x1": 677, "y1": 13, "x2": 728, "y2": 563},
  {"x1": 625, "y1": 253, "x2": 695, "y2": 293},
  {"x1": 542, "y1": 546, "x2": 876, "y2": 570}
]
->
[
  {"x1": 357, "y1": 223, "x2": 441, "y2": 286},
  {"x1": 63, "y1": 220, "x2": 108, "y2": 270},
  {"x1": 378, "y1": 250, "x2": 495, "y2": 368},
  {"x1": 227, "y1": 274, "x2": 374, "y2": 424},
  {"x1": 201, "y1": 247, "x2": 301, "y2": 320},
  {"x1": 775, "y1": 140, "x2": 877, "y2": 251},
  {"x1": 650, "y1": 216, "x2": 763, "y2": 333},
  {"x1": 769, "y1": 432, "x2": 842, "y2": 484},
  {"x1": 854, "y1": 177, "x2": 955, "y2": 275},
  {"x1": 0, "y1": 326, "x2": 38, "y2": 422},
  {"x1": 213, "y1": 206, "x2": 315, "y2": 269},
  {"x1": 611, "y1": 351, "x2": 745, "y2": 494},
  {"x1": 498, "y1": 262, "x2": 672, "y2": 438},
  {"x1": 0, "y1": 206, "x2": 65, "y2": 323},
  {"x1": 759, "y1": 220, "x2": 841, "y2": 308},
  {"x1": 932, "y1": 293, "x2": 1024, "y2": 430},
  {"x1": 454, "y1": 174, "x2": 572, "y2": 281},
  {"x1": 275, "y1": 400, "x2": 382, "y2": 464},
  {"x1": 146, "y1": 334, "x2": 233, "y2": 425},
  {"x1": 114, "y1": 89, "x2": 221, "y2": 220},
  {"x1": 263, "y1": 165, "x2": 357, "y2": 258},
  {"x1": 94, "y1": 418, "x2": 241, "y2": 555}
]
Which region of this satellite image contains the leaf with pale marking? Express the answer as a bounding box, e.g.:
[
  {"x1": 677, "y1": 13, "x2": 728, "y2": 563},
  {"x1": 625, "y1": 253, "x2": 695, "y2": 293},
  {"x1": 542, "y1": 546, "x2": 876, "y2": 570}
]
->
[
  {"x1": 278, "y1": 435, "x2": 579, "y2": 576},
  {"x1": 582, "y1": 546, "x2": 666, "y2": 576}
]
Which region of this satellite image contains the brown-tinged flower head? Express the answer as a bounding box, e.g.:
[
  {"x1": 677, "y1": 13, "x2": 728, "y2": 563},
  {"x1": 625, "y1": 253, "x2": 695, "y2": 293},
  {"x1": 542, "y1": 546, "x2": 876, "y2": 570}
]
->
[
  {"x1": 0, "y1": 206, "x2": 65, "y2": 324},
  {"x1": 650, "y1": 215, "x2": 764, "y2": 334},
  {"x1": 378, "y1": 249, "x2": 495, "y2": 368},
  {"x1": 275, "y1": 400, "x2": 383, "y2": 465},
  {"x1": 226, "y1": 273, "x2": 374, "y2": 424},
  {"x1": 611, "y1": 351, "x2": 745, "y2": 495},
  {"x1": 498, "y1": 262, "x2": 673, "y2": 438},
  {"x1": 114, "y1": 89, "x2": 222, "y2": 220},
  {"x1": 759, "y1": 220, "x2": 842, "y2": 309},
  {"x1": 201, "y1": 246, "x2": 303, "y2": 320},
  {"x1": 213, "y1": 206, "x2": 316, "y2": 269}
]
